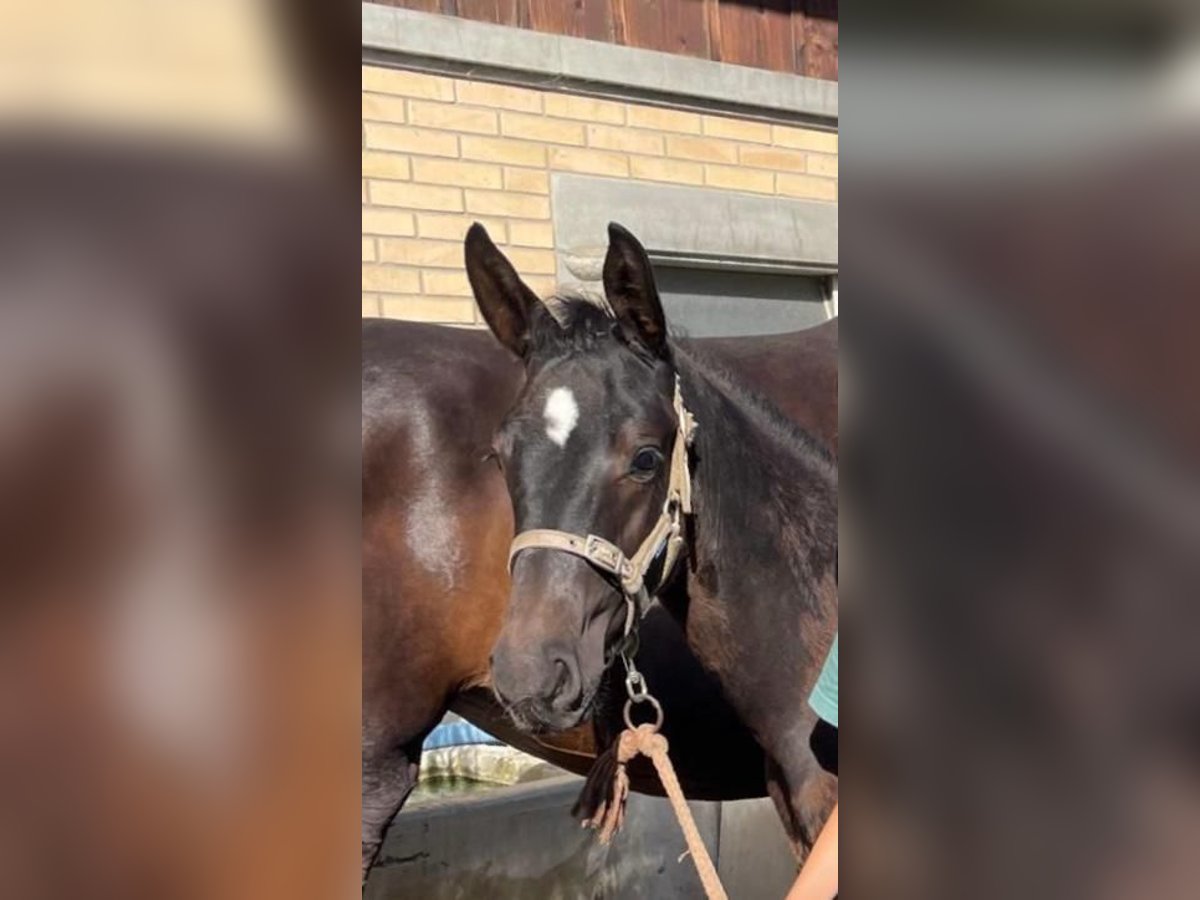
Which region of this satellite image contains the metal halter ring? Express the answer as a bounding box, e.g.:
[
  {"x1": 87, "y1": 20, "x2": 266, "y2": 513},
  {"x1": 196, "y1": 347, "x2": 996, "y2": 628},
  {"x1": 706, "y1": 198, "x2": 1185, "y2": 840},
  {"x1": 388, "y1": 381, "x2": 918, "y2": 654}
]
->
[{"x1": 624, "y1": 694, "x2": 664, "y2": 731}]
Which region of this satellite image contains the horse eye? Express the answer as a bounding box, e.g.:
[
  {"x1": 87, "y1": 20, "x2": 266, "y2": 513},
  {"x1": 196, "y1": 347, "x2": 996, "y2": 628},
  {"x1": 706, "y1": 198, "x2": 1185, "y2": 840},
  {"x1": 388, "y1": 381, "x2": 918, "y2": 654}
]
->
[{"x1": 629, "y1": 447, "x2": 663, "y2": 480}]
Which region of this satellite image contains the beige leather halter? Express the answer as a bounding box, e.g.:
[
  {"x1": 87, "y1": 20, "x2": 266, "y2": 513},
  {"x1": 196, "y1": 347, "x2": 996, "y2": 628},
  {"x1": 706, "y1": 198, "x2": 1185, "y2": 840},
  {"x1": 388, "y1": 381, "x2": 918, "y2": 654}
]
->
[{"x1": 507, "y1": 375, "x2": 698, "y2": 643}]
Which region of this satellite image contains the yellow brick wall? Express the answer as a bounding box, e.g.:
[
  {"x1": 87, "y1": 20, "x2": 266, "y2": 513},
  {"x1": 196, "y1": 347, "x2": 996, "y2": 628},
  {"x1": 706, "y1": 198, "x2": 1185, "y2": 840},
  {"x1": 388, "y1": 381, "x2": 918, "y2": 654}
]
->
[{"x1": 362, "y1": 65, "x2": 838, "y2": 325}]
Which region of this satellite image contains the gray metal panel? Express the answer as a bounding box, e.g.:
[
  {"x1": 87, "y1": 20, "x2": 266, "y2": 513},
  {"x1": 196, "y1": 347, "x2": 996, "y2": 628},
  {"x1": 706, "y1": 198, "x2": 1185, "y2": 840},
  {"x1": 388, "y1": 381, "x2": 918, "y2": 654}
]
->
[
  {"x1": 716, "y1": 798, "x2": 799, "y2": 900},
  {"x1": 657, "y1": 266, "x2": 829, "y2": 338},
  {"x1": 366, "y1": 775, "x2": 721, "y2": 899}
]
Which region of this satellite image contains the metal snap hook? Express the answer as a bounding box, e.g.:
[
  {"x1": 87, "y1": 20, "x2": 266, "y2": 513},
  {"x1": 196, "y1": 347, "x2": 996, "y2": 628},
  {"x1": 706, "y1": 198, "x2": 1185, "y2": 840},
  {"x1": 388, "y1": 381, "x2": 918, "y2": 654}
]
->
[{"x1": 625, "y1": 668, "x2": 648, "y2": 701}]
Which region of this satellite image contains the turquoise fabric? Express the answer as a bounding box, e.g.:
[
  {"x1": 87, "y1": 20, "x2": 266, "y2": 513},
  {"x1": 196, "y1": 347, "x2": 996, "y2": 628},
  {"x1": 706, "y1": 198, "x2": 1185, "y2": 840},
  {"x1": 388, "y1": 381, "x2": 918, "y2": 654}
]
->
[{"x1": 808, "y1": 635, "x2": 838, "y2": 727}]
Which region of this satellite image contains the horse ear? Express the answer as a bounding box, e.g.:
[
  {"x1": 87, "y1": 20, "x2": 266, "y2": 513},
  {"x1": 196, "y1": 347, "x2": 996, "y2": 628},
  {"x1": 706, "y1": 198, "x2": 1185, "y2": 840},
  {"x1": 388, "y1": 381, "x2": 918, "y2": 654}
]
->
[
  {"x1": 465, "y1": 223, "x2": 541, "y2": 358},
  {"x1": 603, "y1": 222, "x2": 668, "y2": 358}
]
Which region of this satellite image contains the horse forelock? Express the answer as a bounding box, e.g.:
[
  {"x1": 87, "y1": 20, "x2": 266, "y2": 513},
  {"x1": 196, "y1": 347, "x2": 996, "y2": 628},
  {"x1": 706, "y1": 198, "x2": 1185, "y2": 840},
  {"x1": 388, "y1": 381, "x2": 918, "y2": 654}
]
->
[{"x1": 527, "y1": 293, "x2": 660, "y2": 368}]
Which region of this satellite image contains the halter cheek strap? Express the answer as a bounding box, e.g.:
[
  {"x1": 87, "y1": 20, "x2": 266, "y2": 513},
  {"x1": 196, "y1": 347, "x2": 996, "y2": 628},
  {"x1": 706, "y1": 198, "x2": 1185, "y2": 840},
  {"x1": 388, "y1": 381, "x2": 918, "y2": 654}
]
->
[{"x1": 506, "y1": 375, "x2": 697, "y2": 631}]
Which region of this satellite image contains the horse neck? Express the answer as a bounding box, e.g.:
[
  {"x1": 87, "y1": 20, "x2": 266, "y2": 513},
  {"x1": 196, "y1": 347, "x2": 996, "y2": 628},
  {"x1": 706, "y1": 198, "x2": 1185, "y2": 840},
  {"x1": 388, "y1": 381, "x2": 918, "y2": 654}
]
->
[{"x1": 669, "y1": 347, "x2": 838, "y2": 740}]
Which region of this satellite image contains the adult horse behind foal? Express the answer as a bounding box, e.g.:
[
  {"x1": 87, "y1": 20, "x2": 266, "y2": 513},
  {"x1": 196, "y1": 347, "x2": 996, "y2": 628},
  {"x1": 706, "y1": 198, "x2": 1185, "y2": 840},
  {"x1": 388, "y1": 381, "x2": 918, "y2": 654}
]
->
[
  {"x1": 468, "y1": 222, "x2": 838, "y2": 849},
  {"x1": 362, "y1": 307, "x2": 837, "y2": 877}
]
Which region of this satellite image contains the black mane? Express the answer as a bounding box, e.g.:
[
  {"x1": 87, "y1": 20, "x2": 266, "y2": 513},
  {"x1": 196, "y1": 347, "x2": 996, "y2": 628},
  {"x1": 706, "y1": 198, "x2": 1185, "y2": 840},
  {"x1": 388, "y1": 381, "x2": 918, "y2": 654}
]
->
[
  {"x1": 680, "y1": 343, "x2": 836, "y2": 470},
  {"x1": 674, "y1": 343, "x2": 838, "y2": 617}
]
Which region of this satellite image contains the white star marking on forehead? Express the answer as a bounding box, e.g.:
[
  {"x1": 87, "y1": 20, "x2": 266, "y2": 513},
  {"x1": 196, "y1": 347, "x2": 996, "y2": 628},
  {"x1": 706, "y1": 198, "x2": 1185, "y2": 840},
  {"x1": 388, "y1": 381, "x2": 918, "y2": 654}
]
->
[{"x1": 543, "y1": 387, "x2": 579, "y2": 448}]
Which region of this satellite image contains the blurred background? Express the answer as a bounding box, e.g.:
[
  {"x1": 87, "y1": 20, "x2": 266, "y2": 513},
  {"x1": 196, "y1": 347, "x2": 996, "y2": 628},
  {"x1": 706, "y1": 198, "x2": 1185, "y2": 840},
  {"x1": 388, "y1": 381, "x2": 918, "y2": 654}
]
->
[
  {"x1": 842, "y1": 3, "x2": 1200, "y2": 898},
  {"x1": 3, "y1": 0, "x2": 1199, "y2": 897},
  {"x1": 0, "y1": 2, "x2": 358, "y2": 899}
]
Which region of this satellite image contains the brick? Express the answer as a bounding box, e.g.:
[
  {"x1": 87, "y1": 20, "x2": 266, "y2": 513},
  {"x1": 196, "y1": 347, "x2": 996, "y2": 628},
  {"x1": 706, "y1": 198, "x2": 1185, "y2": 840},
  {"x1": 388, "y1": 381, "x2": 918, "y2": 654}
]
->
[
  {"x1": 502, "y1": 247, "x2": 557, "y2": 275},
  {"x1": 412, "y1": 158, "x2": 502, "y2": 189},
  {"x1": 776, "y1": 174, "x2": 838, "y2": 202},
  {"x1": 702, "y1": 115, "x2": 771, "y2": 143},
  {"x1": 362, "y1": 265, "x2": 421, "y2": 293},
  {"x1": 362, "y1": 295, "x2": 381, "y2": 317},
  {"x1": 362, "y1": 67, "x2": 455, "y2": 101},
  {"x1": 362, "y1": 209, "x2": 416, "y2": 236},
  {"x1": 363, "y1": 123, "x2": 458, "y2": 157},
  {"x1": 507, "y1": 221, "x2": 554, "y2": 248},
  {"x1": 361, "y1": 237, "x2": 376, "y2": 262},
  {"x1": 665, "y1": 134, "x2": 738, "y2": 164},
  {"x1": 548, "y1": 146, "x2": 629, "y2": 177},
  {"x1": 464, "y1": 190, "x2": 550, "y2": 219},
  {"x1": 500, "y1": 112, "x2": 585, "y2": 146},
  {"x1": 544, "y1": 94, "x2": 625, "y2": 124},
  {"x1": 369, "y1": 181, "x2": 462, "y2": 212},
  {"x1": 705, "y1": 165, "x2": 774, "y2": 194},
  {"x1": 627, "y1": 106, "x2": 701, "y2": 134},
  {"x1": 381, "y1": 295, "x2": 477, "y2": 324},
  {"x1": 629, "y1": 155, "x2": 704, "y2": 186},
  {"x1": 587, "y1": 124, "x2": 663, "y2": 156},
  {"x1": 377, "y1": 238, "x2": 462, "y2": 268},
  {"x1": 362, "y1": 180, "x2": 367, "y2": 203},
  {"x1": 416, "y1": 213, "x2": 506, "y2": 242},
  {"x1": 738, "y1": 145, "x2": 808, "y2": 173},
  {"x1": 502, "y1": 167, "x2": 549, "y2": 194},
  {"x1": 361, "y1": 152, "x2": 411, "y2": 180},
  {"x1": 523, "y1": 275, "x2": 559, "y2": 297},
  {"x1": 455, "y1": 80, "x2": 543, "y2": 113},
  {"x1": 362, "y1": 93, "x2": 407, "y2": 123},
  {"x1": 772, "y1": 125, "x2": 838, "y2": 153},
  {"x1": 421, "y1": 270, "x2": 474, "y2": 297},
  {"x1": 408, "y1": 101, "x2": 498, "y2": 135},
  {"x1": 461, "y1": 136, "x2": 546, "y2": 167},
  {"x1": 806, "y1": 153, "x2": 839, "y2": 178}
]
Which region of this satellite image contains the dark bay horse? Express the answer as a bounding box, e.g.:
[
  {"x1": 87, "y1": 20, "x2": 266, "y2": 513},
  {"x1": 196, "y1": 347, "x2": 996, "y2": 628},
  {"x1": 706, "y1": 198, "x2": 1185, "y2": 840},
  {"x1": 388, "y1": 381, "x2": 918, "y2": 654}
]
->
[
  {"x1": 466, "y1": 223, "x2": 838, "y2": 850},
  {"x1": 362, "y1": 307, "x2": 836, "y2": 878}
]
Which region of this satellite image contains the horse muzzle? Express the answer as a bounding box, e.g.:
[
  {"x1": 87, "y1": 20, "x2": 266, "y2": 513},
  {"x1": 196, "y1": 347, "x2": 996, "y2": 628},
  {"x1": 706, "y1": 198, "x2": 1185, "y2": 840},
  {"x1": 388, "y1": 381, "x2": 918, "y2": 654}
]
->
[{"x1": 490, "y1": 641, "x2": 589, "y2": 732}]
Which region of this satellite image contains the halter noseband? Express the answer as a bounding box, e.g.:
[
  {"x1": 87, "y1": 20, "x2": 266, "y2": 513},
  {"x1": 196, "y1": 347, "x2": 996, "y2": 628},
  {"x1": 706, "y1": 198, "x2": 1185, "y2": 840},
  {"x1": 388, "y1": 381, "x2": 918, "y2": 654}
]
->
[{"x1": 506, "y1": 375, "x2": 698, "y2": 643}]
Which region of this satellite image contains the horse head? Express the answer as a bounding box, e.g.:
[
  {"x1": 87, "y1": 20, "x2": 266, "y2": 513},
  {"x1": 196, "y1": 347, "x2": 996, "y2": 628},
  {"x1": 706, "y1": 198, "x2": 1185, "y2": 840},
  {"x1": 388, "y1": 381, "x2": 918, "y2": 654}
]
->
[{"x1": 465, "y1": 222, "x2": 685, "y2": 732}]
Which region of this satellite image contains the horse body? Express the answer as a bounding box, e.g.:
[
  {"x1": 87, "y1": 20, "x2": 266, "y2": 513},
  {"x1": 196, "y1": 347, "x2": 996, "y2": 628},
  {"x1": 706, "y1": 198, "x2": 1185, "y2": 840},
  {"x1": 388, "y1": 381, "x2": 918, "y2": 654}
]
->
[
  {"x1": 362, "y1": 313, "x2": 837, "y2": 873},
  {"x1": 668, "y1": 343, "x2": 839, "y2": 845},
  {"x1": 362, "y1": 322, "x2": 516, "y2": 871}
]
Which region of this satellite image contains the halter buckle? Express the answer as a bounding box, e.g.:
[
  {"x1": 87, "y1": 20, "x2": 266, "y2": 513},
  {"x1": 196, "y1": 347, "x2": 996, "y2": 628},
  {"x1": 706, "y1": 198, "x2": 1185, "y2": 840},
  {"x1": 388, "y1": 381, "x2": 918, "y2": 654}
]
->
[{"x1": 583, "y1": 534, "x2": 624, "y2": 575}]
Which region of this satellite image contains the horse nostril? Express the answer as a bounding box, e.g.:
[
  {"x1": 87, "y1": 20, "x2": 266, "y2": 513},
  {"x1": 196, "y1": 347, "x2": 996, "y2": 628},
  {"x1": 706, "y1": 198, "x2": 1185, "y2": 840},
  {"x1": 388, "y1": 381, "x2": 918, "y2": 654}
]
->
[
  {"x1": 548, "y1": 654, "x2": 579, "y2": 708},
  {"x1": 553, "y1": 659, "x2": 569, "y2": 694}
]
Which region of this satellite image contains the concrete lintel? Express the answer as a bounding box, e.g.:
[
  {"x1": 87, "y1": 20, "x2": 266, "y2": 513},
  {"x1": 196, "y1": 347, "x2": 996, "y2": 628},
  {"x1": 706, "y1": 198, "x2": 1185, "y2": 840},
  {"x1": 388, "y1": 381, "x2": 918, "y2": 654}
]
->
[
  {"x1": 361, "y1": 3, "x2": 837, "y2": 127},
  {"x1": 551, "y1": 174, "x2": 838, "y2": 284}
]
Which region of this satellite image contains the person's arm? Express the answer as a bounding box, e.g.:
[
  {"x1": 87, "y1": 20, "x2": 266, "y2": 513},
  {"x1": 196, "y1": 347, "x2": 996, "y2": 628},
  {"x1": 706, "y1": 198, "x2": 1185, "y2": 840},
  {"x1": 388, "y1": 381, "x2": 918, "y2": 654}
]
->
[{"x1": 785, "y1": 802, "x2": 838, "y2": 900}]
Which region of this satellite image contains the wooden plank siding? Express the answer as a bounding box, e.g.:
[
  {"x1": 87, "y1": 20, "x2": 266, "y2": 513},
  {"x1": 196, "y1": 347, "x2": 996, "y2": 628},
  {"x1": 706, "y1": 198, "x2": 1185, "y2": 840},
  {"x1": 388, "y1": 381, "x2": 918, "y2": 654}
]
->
[
  {"x1": 526, "y1": 0, "x2": 611, "y2": 42},
  {"x1": 374, "y1": 0, "x2": 838, "y2": 81}
]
